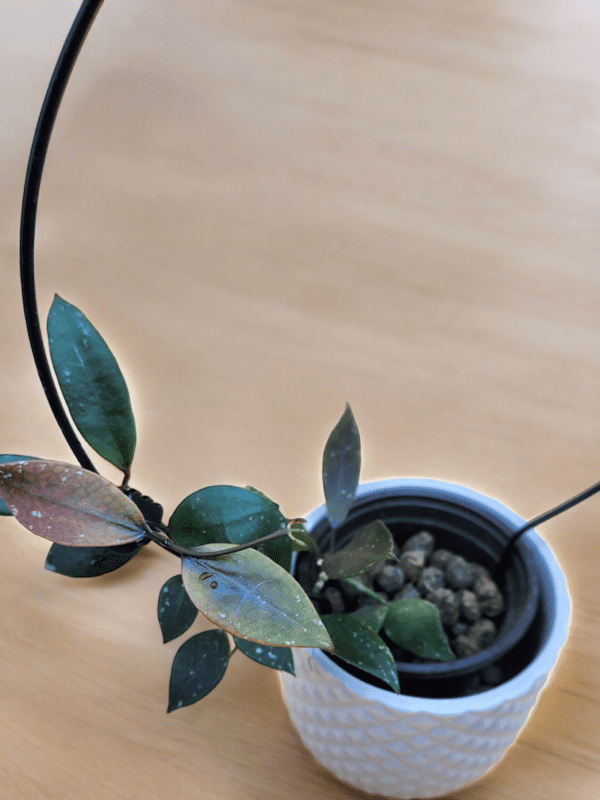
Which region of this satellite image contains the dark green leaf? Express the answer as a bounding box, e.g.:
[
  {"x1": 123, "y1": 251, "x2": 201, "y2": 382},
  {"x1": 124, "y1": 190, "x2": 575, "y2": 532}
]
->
[
  {"x1": 181, "y1": 544, "x2": 333, "y2": 650},
  {"x1": 322, "y1": 519, "x2": 395, "y2": 579},
  {"x1": 384, "y1": 598, "x2": 455, "y2": 661},
  {"x1": 167, "y1": 629, "x2": 229, "y2": 712},
  {"x1": 45, "y1": 540, "x2": 143, "y2": 577},
  {"x1": 47, "y1": 295, "x2": 136, "y2": 472},
  {"x1": 322, "y1": 613, "x2": 400, "y2": 693},
  {"x1": 349, "y1": 604, "x2": 388, "y2": 633},
  {"x1": 0, "y1": 459, "x2": 146, "y2": 546},
  {"x1": 0, "y1": 455, "x2": 37, "y2": 515},
  {"x1": 322, "y1": 404, "x2": 361, "y2": 529},
  {"x1": 233, "y1": 637, "x2": 295, "y2": 675},
  {"x1": 158, "y1": 575, "x2": 199, "y2": 642},
  {"x1": 256, "y1": 534, "x2": 293, "y2": 573},
  {"x1": 169, "y1": 485, "x2": 285, "y2": 549}
]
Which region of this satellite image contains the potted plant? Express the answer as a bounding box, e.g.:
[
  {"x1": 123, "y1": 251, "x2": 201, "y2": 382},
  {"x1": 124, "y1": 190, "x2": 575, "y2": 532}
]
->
[
  {"x1": 3, "y1": 1, "x2": 575, "y2": 797},
  {"x1": 278, "y1": 407, "x2": 571, "y2": 798}
]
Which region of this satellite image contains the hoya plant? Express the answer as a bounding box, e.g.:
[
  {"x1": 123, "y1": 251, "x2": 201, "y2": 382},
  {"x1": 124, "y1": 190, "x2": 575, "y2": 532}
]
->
[
  {"x1": 8, "y1": 0, "x2": 599, "y2": 715},
  {"x1": 0, "y1": 297, "x2": 457, "y2": 708}
]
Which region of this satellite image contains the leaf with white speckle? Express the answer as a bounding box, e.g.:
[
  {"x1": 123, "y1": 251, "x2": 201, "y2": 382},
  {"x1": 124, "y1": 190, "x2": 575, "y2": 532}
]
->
[
  {"x1": 322, "y1": 404, "x2": 361, "y2": 529},
  {"x1": 322, "y1": 519, "x2": 395, "y2": 578},
  {"x1": 167, "y1": 629, "x2": 229, "y2": 711},
  {"x1": 0, "y1": 459, "x2": 146, "y2": 546},
  {"x1": 182, "y1": 544, "x2": 333, "y2": 650},
  {"x1": 349, "y1": 603, "x2": 388, "y2": 633},
  {"x1": 169, "y1": 485, "x2": 285, "y2": 549},
  {"x1": 47, "y1": 295, "x2": 136, "y2": 472},
  {"x1": 158, "y1": 575, "x2": 199, "y2": 643},
  {"x1": 0, "y1": 455, "x2": 38, "y2": 515},
  {"x1": 233, "y1": 636, "x2": 295, "y2": 674},
  {"x1": 322, "y1": 613, "x2": 400, "y2": 693}
]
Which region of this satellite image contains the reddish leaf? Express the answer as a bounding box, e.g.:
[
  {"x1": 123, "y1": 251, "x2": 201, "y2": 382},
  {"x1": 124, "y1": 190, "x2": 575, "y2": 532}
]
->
[{"x1": 0, "y1": 460, "x2": 146, "y2": 546}]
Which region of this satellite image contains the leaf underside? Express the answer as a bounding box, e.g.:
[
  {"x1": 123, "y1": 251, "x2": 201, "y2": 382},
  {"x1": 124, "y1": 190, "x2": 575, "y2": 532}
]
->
[
  {"x1": 181, "y1": 543, "x2": 333, "y2": 650},
  {"x1": 0, "y1": 460, "x2": 146, "y2": 546},
  {"x1": 322, "y1": 404, "x2": 361, "y2": 529},
  {"x1": 322, "y1": 613, "x2": 400, "y2": 693},
  {"x1": 47, "y1": 295, "x2": 136, "y2": 472},
  {"x1": 167, "y1": 629, "x2": 230, "y2": 712}
]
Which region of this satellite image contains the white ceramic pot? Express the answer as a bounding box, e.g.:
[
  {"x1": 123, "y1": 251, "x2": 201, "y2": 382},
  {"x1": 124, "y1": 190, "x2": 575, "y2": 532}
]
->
[{"x1": 280, "y1": 479, "x2": 571, "y2": 799}]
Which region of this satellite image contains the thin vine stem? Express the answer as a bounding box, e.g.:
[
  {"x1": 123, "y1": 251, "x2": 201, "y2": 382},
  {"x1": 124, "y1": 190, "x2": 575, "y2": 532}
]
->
[
  {"x1": 142, "y1": 523, "x2": 292, "y2": 560},
  {"x1": 20, "y1": 0, "x2": 104, "y2": 472}
]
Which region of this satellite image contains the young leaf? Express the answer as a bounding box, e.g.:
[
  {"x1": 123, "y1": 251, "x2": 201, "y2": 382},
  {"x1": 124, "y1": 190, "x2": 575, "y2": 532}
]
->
[
  {"x1": 384, "y1": 598, "x2": 455, "y2": 661},
  {"x1": 158, "y1": 575, "x2": 199, "y2": 643},
  {"x1": 45, "y1": 541, "x2": 144, "y2": 577},
  {"x1": 322, "y1": 404, "x2": 361, "y2": 529},
  {"x1": 349, "y1": 603, "x2": 388, "y2": 633},
  {"x1": 322, "y1": 519, "x2": 395, "y2": 579},
  {"x1": 285, "y1": 519, "x2": 320, "y2": 555},
  {"x1": 0, "y1": 460, "x2": 146, "y2": 546},
  {"x1": 321, "y1": 613, "x2": 400, "y2": 693},
  {"x1": 233, "y1": 637, "x2": 295, "y2": 675},
  {"x1": 47, "y1": 295, "x2": 136, "y2": 473},
  {"x1": 167, "y1": 629, "x2": 229, "y2": 712},
  {"x1": 181, "y1": 543, "x2": 333, "y2": 650},
  {"x1": 169, "y1": 485, "x2": 286, "y2": 549},
  {"x1": 0, "y1": 455, "x2": 37, "y2": 515}
]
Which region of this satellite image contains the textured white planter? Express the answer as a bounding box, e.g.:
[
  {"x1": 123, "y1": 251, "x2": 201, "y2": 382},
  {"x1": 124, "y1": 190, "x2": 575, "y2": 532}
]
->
[{"x1": 280, "y1": 479, "x2": 571, "y2": 799}]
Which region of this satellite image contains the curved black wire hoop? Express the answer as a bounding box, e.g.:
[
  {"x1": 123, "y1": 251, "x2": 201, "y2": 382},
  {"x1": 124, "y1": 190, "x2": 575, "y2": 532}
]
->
[{"x1": 19, "y1": 0, "x2": 104, "y2": 473}]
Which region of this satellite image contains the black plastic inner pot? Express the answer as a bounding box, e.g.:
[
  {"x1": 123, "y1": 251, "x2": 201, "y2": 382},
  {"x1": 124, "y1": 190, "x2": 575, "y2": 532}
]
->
[{"x1": 295, "y1": 491, "x2": 542, "y2": 698}]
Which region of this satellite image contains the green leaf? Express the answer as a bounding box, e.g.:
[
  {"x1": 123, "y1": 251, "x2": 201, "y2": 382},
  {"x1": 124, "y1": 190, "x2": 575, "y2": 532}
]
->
[
  {"x1": 45, "y1": 541, "x2": 144, "y2": 577},
  {"x1": 158, "y1": 575, "x2": 199, "y2": 643},
  {"x1": 233, "y1": 637, "x2": 295, "y2": 675},
  {"x1": 384, "y1": 598, "x2": 455, "y2": 661},
  {"x1": 322, "y1": 613, "x2": 400, "y2": 693},
  {"x1": 169, "y1": 485, "x2": 286, "y2": 549},
  {"x1": 181, "y1": 543, "x2": 333, "y2": 650},
  {"x1": 0, "y1": 455, "x2": 37, "y2": 515},
  {"x1": 167, "y1": 629, "x2": 229, "y2": 712},
  {"x1": 47, "y1": 295, "x2": 136, "y2": 472},
  {"x1": 340, "y1": 576, "x2": 387, "y2": 605},
  {"x1": 322, "y1": 404, "x2": 361, "y2": 529},
  {"x1": 322, "y1": 519, "x2": 395, "y2": 579},
  {"x1": 256, "y1": 534, "x2": 293, "y2": 573},
  {"x1": 349, "y1": 603, "x2": 388, "y2": 633},
  {"x1": 0, "y1": 459, "x2": 146, "y2": 546}
]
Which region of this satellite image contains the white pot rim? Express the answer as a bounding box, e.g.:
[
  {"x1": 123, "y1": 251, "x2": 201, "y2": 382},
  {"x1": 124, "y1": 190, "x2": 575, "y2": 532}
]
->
[{"x1": 302, "y1": 477, "x2": 572, "y2": 715}]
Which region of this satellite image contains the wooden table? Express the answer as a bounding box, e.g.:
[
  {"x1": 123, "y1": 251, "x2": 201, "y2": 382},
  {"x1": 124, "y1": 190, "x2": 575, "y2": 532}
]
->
[{"x1": 1, "y1": 1, "x2": 599, "y2": 797}]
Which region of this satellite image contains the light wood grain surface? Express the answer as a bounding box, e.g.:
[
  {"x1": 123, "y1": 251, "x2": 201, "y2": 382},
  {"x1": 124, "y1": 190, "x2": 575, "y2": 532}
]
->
[{"x1": 1, "y1": 1, "x2": 600, "y2": 798}]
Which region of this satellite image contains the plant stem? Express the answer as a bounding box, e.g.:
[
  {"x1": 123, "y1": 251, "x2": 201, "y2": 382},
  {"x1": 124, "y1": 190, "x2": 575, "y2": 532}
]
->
[
  {"x1": 20, "y1": 0, "x2": 104, "y2": 472},
  {"x1": 142, "y1": 524, "x2": 291, "y2": 560}
]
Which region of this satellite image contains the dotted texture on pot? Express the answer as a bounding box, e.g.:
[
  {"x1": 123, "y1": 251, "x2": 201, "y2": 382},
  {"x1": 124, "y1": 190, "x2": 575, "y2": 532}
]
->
[{"x1": 280, "y1": 648, "x2": 547, "y2": 799}]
